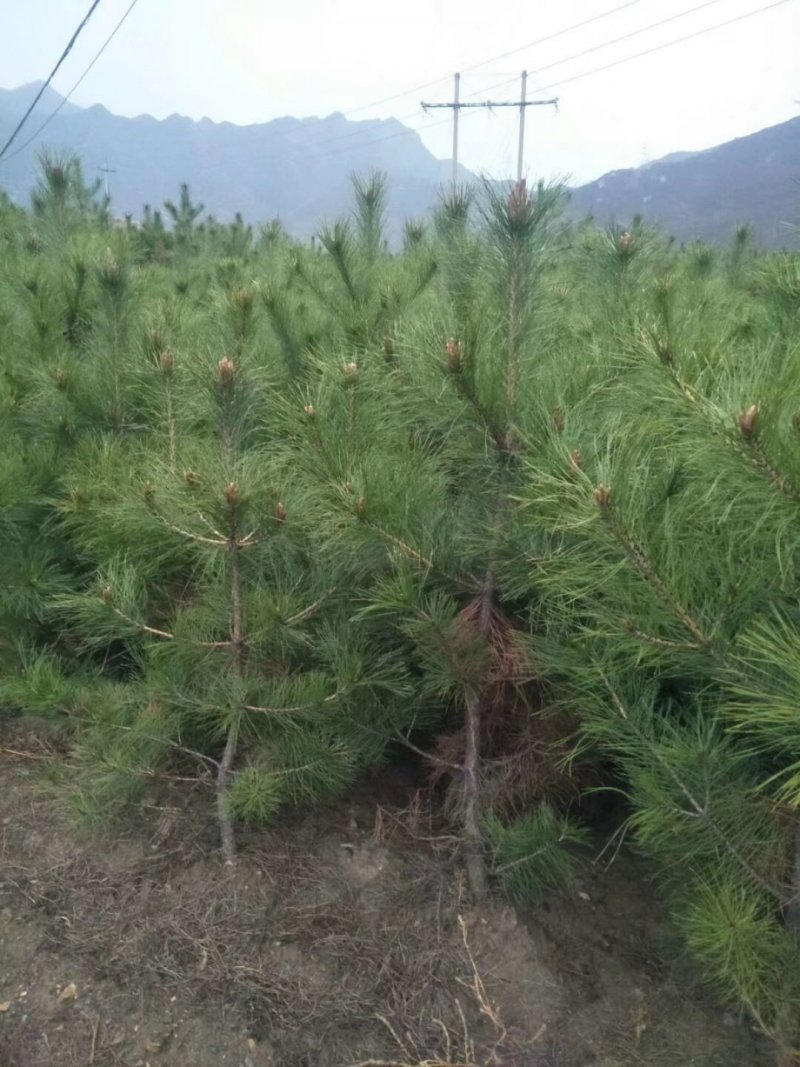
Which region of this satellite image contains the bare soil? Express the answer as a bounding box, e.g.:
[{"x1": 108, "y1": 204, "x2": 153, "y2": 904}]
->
[{"x1": 0, "y1": 717, "x2": 773, "y2": 1067}]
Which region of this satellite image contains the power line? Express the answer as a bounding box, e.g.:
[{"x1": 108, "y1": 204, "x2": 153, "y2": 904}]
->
[
  {"x1": 425, "y1": 0, "x2": 744, "y2": 104},
  {"x1": 471, "y1": 0, "x2": 732, "y2": 91},
  {"x1": 0, "y1": 0, "x2": 104, "y2": 161},
  {"x1": 438, "y1": 0, "x2": 794, "y2": 104},
  {"x1": 304, "y1": 0, "x2": 742, "y2": 158},
  {"x1": 422, "y1": 72, "x2": 558, "y2": 187},
  {"x1": 342, "y1": 0, "x2": 651, "y2": 119},
  {"x1": 343, "y1": 75, "x2": 452, "y2": 119},
  {"x1": 0, "y1": 0, "x2": 143, "y2": 164},
  {"x1": 315, "y1": 0, "x2": 793, "y2": 166},
  {"x1": 521, "y1": 0, "x2": 795, "y2": 96},
  {"x1": 461, "y1": 0, "x2": 651, "y2": 73}
]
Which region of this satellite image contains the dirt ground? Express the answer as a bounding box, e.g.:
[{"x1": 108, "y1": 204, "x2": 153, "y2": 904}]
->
[{"x1": 0, "y1": 717, "x2": 773, "y2": 1067}]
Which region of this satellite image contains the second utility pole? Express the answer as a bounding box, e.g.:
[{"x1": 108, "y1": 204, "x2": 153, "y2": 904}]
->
[
  {"x1": 451, "y1": 72, "x2": 460, "y2": 190},
  {"x1": 516, "y1": 70, "x2": 528, "y2": 184}
]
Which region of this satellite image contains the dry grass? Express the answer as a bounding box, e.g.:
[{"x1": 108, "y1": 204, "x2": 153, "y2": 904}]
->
[
  {"x1": 1, "y1": 765, "x2": 551, "y2": 1064},
  {"x1": 0, "y1": 730, "x2": 774, "y2": 1067}
]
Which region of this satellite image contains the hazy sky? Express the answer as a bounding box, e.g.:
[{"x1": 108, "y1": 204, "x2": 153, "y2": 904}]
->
[{"x1": 3, "y1": 0, "x2": 798, "y2": 183}]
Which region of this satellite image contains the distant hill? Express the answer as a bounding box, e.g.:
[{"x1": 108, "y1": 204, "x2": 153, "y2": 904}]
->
[
  {"x1": 0, "y1": 82, "x2": 472, "y2": 240},
  {"x1": 568, "y1": 117, "x2": 800, "y2": 247},
  {"x1": 1, "y1": 82, "x2": 798, "y2": 246}
]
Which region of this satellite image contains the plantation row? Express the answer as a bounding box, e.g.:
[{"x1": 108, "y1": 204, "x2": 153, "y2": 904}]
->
[{"x1": 1, "y1": 155, "x2": 800, "y2": 1062}]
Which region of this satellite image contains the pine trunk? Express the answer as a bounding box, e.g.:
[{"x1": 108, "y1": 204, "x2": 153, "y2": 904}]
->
[
  {"x1": 463, "y1": 687, "x2": 487, "y2": 901},
  {"x1": 786, "y1": 818, "x2": 800, "y2": 937},
  {"x1": 774, "y1": 820, "x2": 800, "y2": 1065},
  {"x1": 217, "y1": 721, "x2": 239, "y2": 866},
  {"x1": 462, "y1": 577, "x2": 495, "y2": 902},
  {"x1": 217, "y1": 492, "x2": 245, "y2": 866}
]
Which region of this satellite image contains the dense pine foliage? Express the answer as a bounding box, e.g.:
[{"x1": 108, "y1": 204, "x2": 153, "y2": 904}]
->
[{"x1": 2, "y1": 155, "x2": 800, "y2": 1062}]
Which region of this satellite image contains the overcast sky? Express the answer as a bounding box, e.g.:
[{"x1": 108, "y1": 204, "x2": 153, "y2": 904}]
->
[{"x1": 3, "y1": 0, "x2": 798, "y2": 183}]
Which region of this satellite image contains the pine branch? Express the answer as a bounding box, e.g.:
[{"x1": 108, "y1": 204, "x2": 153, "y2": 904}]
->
[
  {"x1": 109, "y1": 605, "x2": 175, "y2": 641},
  {"x1": 196, "y1": 511, "x2": 228, "y2": 541},
  {"x1": 599, "y1": 669, "x2": 786, "y2": 905},
  {"x1": 244, "y1": 689, "x2": 342, "y2": 716},
  {"x1": 108, "y1": 604, "x2": 232, "y2": 650},
  {"x1": 623, "y1": 620, "x2": 702, "y2": 652},
  {"x1": 154, "y1": 511, "x2": 228, "y2": 546},
  {"x1": 598, "y1": 499, "x2": 710, "y2": 647},
  {"x1": 365, "y1": 521, "x2": 435, "y2": 571},
  {"x1": 285, "y1": 588, "x2": 334, "y2": 626},
  {"x1": 655, "y1": 347, "x2": 800, "y2": 504},
  {"x1": 446, "y1": 358, "x2": 508, "y2": 455},
  {"x1": 733, "y1": 426, "x2": 800, "y2": 504}
]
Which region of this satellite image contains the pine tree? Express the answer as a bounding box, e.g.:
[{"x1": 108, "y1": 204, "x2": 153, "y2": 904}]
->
[
  {"x1": 284, "y1": 179, "x2": 585, "y2": 900},
  {"x1": 1, "y1": 188, "x2": 414, "y2": 859},
  {"x1": 3, "y1": 156, "x2": 800, "y2": 1061},
  {"x1": 513, "y1": 227, "x2": 800, "y2": 1059},
  {"x1": 163, "y1": 182, "x2": 205, "y2": 253}
]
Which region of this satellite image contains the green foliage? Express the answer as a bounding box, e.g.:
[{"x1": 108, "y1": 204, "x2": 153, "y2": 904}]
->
[
  {"x1": 486, "y1": 804, "x2": 588, "y2": 903},
  {"x1": 681, "y1": 878, "x2": 800, "y2": 1027},
  {"x1": 2, "y1": 153, "x2": 800, "y2": 1058}
]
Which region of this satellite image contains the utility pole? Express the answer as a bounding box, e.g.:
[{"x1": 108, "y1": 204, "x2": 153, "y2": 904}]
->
[
  {"x1": 452, "y1": 72, "x2": 460, "y2": 189},
  {"x1": 98, "y1": 159, "x2": 116, "y2": 199},
  {"x1": 517, "y1": 70, "x2": 528, "y2": 185},
  {"x1": 422, "y1": 74, "x2": 557, "y2": 187}
]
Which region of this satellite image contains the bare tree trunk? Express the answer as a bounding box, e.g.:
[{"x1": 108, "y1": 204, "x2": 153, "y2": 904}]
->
[
  {"x1": 217, "y1": 720, "x2": 239, "y2": 866},
  {"x1": 462, "y1": 576, "x2": 495, "y2": 902},
  {"x1": 216, "y1": 489, "x2": 245, "y2": 866},
  {"x1": 775, "y1": 818, "x2": 800, "y2": 1066},
  {"x1": 464, "y1": 687, "x2": 487, "y2": 901},
  {"x1": 786, "y1": 818, "x2": 800, "y2": 936}
]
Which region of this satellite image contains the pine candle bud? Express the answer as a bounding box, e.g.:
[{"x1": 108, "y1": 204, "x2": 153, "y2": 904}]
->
[
  {"x1": 383, "y1": 336, "x2": 396, "y2": 362},
  {"x1": 507, "y1": 180, "x2": 528, "y2": 227},
  {"x1": 356, "y1": 495, "x2": 366, "y2": 518},
  {"x1": 738, "y1": 404, "x2": 759, "y2": 439},
  {"x1": 53, "y1": 368, "x2": 67, "y2": 390},
  {"x1": 145, "y1": 326, "x2": 165, "y2": 356},
  {"x1": 342, "y1": 361, "x2": 358, "y2": 382},
  {"x1": 143, "y1": 481, "x2": 156, "y2": 505},
  {"x1": 504, "y1": 429, "x2": 521, "y2": 458},
  {"x1": 184, "y1": 469, "x2": 199, "y2": 489},
  {"x1": 343, "y1": 481, "x2": 354, "y2": 494},
  {"x1": 218, "y1": 357, "x2": 235, "y2": 386},
  {"x1": 99, "y1": 248, "x2": 122, "y2": 289},
  {"x1": 275, "y1": 501, "x2": 287, "y2": 523},
  {"x1": 569, "y1": 448, "x2": 581, "y2": 473},
  {"x1": 101, "y1": 586, "x2": 114, "y2": 604},
  {"x1": 225, "y1": 482, "x2": 239, "y2": 507},
  {"x1": 593, "y1": 484, "x2": 612, "y2": 509},
  {"x1": 303, "y1": 404, "x2": 316, "y2": 418},
  {"x1": 553, "y1": 407, "x2": 565, "y2": 434},
  {"x1": 159, "y1": 349, "x2": 175, "y2": 377},
  {"x1": 445, "y1": 337, "x2": 462, "y2": 373},
  {"x1": 656, "y1": 337, "x2": 672, "y2": 365},
  {"x1": 231, "y1": 286, "x2": 254, "y2": 315},
  {"x1": 617, "y1": 230, "x2": 634, "y2": 255}
]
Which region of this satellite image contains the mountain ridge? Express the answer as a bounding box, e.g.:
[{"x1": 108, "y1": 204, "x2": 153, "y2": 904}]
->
[
  {"x1": 569, "y1": 115, "x2": 800, "y2": 246},
  {"x1": 1, "y1": 82, "x2": 797, "y2": 246},
  {"x1": 0, "y1": 82, "x2": 468, "y2": 240}
]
